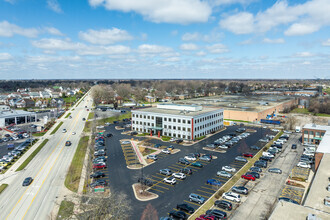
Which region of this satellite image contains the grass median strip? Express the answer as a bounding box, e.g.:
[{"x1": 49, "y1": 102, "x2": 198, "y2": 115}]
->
[
  {"x1": 189, "y1": 130, "x2": 283, "y2": 219},
  {"x1": 65, "y1": 136, "x2": 89, "y2": 193},
  {"x1": 65, "y1": 112, "x2": 71, "y2": 118},
  {"x1": 51, "y1": 121, "x2": 64, "y2": 135},
  {"x1": 56, "y1": 200, "x2": 74, "y2": 220},
  {"x1": 0, "y1": 184, "x2": 8, "y2": 194},
  {"x1": 16, "y1": 139, "x2": 49, "y2": 172}
]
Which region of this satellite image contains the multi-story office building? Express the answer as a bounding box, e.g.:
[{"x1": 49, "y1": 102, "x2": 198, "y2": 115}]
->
[
  {"x1": 302, "y1": 124, "x2": 329, "y2": 145},
  {"x1": 131, "y1": 104, "x2": 223, "y2": 140}
]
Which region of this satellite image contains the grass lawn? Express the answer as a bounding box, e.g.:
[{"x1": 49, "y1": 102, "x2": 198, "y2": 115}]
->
[
  {"x1": 137, "y1": 133, "x2": 149, "y2": 137},
  {"x1": 16, "y1": 139, "x2": 49, "y2": 171},
  {"x1": 51, "y1": 121, "x2": 64, "y2": 135},
  {"x1": 195, "y1": 135, "x2": 206, "y2": 141},
  {"x1": 0, "y1": 184, "x2": 8, "y2": 194},
  {"x1": 63, "y1": 96, "x2": 77, "y2": 104},
  {"x1": 190, "y1": 131, "x2": 283, "y2": 219},
  {"x1": 32, "y1": 131, "x2": 47, "y2": 137},
  {"x1": 224, "y1": 119, "x2": 250, "y2": 123},
  {"x1": 65, "y1": 112, "x2": 71, "y2": 118},
  {"x1": 139, "y1": 147, "x2": 157, "y2": 156},
  {"x1": 316, "y1": 113, "x2": 330, "y2": 117},
  {"x1": 161, "y1": 136, "x2": 171, "y2": 141},
  {"x1": 56, "y1": 200, "x2": 74, "y2": 220},
  {"x1": 65, "y1": 136, "x2": 89, "y2": 192},
  {"x1": 87, "y1": 112, "x2": 94, "y2": 120},
  {"x1": 290, "y1": 108, "x2": 310, "y2": 114},
  {"x1": 96, "y1": 112, "x2": 131, "y2": 125}
]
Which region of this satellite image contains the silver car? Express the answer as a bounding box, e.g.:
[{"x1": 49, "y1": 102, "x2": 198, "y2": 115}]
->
[{"x1": 217, "y1": 171, "x2": 232, "y2": 178}]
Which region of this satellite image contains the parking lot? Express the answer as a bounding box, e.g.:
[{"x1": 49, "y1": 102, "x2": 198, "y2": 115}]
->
[
  {"x1": 99, "y1": 121, "x2": 275, "y2": 219},
  {"x1": 120, "y1": 141, "x2": 141, "y2": 167}
]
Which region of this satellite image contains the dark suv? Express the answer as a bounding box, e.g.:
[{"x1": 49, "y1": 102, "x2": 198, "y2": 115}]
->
[
  {"x1": 214, "y1": 200, "x2": 232, "y2": 211},
  {"x1": 205, "y1": 209, "x2": 227, "y2": 220},
  {"x1": 254, "y1": 160, "x2": 267, "y2": 168},
  {"x1": 176, "y1": 203, "x2": 194, "y2": 214},
  {"x1": 180, "y1": 168, "x2": 193, "y2": 175},
  {"x1": 178, "y1": 158, "x2": 190, "y2": 165}
]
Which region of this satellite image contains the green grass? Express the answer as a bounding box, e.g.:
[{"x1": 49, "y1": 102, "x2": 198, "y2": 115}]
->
[
  {"x1": 195, "y1": 135, "x2": 206, "y2": 141},
  {"x1": 142, "y1": 148, "x2": 157, "y2": 156},
  {"x1": 224, "y1": 119, "x2": 250, "y2": 123},
  {"x1": 316, "y1": 113, "x2": 330, "y2": 117},
  {"x1": 190, "y1": 130, "x2": 283, "y2": 219},
  {"x1": 56, "y1": 200, "x2": 74, "y2": 220},
  {"x1": 65, "y1": 112, "x2": 71, "y2": 118},
  {"x1": 65, "y1": 136, "x2": 89, "y2": 192},
  {"x1": 87, "y1": 112, "x2": 95, "y2": 120},
  {"x1": 32, "y1": 131, "x2": 46, "y2": 137},
  {"x1": 161, "y1": 136, "x2": 171, "y2": 141},
  {"x1": 0, "y1": 184, "x2": 8, "y2": 194},
  {"x1": 63, "y1": 95, "x2": 77, "y2": 104},
  {"x1": 16, "y1": 139, "x2": 49, "y2": 171},
  {"x1": 51, "y1": 121, "x2": 64, "y2": 135},
  {"x1": 290, "y1": 108, "x2": 310, "y2": 114},
  {"x1": 137, "y1": 133, "x2": 149, "y2": 137}
]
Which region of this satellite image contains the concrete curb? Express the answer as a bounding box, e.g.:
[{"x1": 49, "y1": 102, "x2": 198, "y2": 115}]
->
[{"x1": 131, "y1": 183, "x2": 158, "y2": 201}]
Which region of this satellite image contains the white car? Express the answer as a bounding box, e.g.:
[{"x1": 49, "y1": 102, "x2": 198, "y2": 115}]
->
[
  {"x1": 170, "y1": 138, "x2": 177, "y2": 142},
  {"x1": 271, "y1": 129, "x2": 280, "y2": 132},
  {"x1": 12, "y1": 136, "x2": 19, "y2": 140},
  {"x1": 222, "y1": 192, "x2": 241, "y2": 203},
  {"x1": 172, "y1": 172, "x2": 186, "y2": 180},
  {"x1": 62, "y1": 129, "x2": 67, "y2": 133},
  {"x1": 163, "y1": 176, "x2": 176, "y2": 185},
  {"x1": 222, "y1": 166, "x2": 236, "y2": 172},
  {"x1": 219, "y1": 145, "x2": 228, "y2": 149},
  {"x1": 121, "y1": 141, "x2": 131, "y2": 145},
  {"x1": 184, "y1": 155, "x2": 196, "y2": 161},
  {"x1": 162, "y1": 149, "x2": 171, "y2": 154},
  {"x1": 303, "y1": 151, "x2": 314, "y2": 157},
  {"x1": 23, "y1": 133, "x2": 29, "y2": 138},
  {"x1": 284, "y1": 130, "x2": 292, "y2": 134},
  {"x1": 217, "y1": 171, "x2": 232, "y2": 178},
  {"x1": 297, "y1": 162, "x2": 311, "y2": 169},
  {"x1": 72, "y1": 132, "x2": 76, "y2": 135}
]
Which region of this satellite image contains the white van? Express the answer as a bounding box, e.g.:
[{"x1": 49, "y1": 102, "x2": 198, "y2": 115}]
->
[
  {"x1": 262, "y1": 152, "x2": 274, "y2": 158},
  {"x1": 304, "y1": 147, "x2": 316, "y2": 152}
]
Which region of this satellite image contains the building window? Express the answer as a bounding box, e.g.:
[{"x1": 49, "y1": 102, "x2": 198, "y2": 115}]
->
[
  {"x1": 152, "y1": 116, "x2": 154, "y2": 120},
  {"x1": 178, "y1": 119, "x2": 181, "y2": 123},
  {"x1": 148, "y1": 116, "x2": 150, "y2": 119},
  {"x1": 187, "y1": 128, "x2": 190, "y2": 132},
  {"x1": 144, "y1": 122, "x2": 146, "y2": 125},
  {"x1": 169, "y1": 125, "x2": 172, "y2": 129},
  {"x1": 173, "y1": 119, "x2": 176, "y2": 122},
  {"x1": 164, "y1": 117, "x2": 167, "y2": 121},
  {"x1": 183, "y1": 135, "x2": 186, "y2": 139},
  {"x1": 188, "y1": 120, "x2": 191, "y2": 124},
  {"x1": 140, "y1": 121, "x2": 142, "y2": 125},
  {"x1": 304, "y1": 138, "x2": 308, "y2": 142},
  {"x1": 173, "y1": 126, "x2": 176, "y2": 129},
  {"x1": 164, "y1": 125, "x2": 167, "y2": 128},
  {"x1": 148, "y1": 122, "x2": 150, "y2": 126},
  {"x1": 183, "y1": 119, "x2": 186, "y2": 123},
  {"x1": 304, "y1": 130, "x2": 308, "y2": 134},
  {"x1": 183, "y1": 127, "x2": 186, "y2": 131},
  {"x1": 144, "y1": 115, "x2": 146, "y2": 119},
  {"x1": 152, "y1": 123, "x2": 154, "y2": 127},
  {"x1": 178, "y1": 127, "x2": 181, "y2": 131},
  {"x1": 140, "y1": 115, "x2": 142, "y2": 118},
  {"x1": 178, "y1": 134, "x2": 181, "y2": 138},
  {"x1": 164, "y1": 132, "x2": 167, "y2": 136},
  {"x1": 169, "y1": 118, "x2": 172, "y2": 122},
  {"x1": 309, "y1": 131, "x2": 314, "y2": 136},
  {"x1": 321, "y1": 132, "x2": 325, "y2": 136},
  {"x1": 188, "y1": 136, "x2": 191, "y2": 139},
  {"x1": 315, "y1": 132, "x2": 320, "y2": 137}
]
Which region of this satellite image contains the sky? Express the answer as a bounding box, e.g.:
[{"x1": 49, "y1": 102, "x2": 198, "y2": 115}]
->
[{"x1": 0, "y1": 0, "x2": 330, "y2": 79}]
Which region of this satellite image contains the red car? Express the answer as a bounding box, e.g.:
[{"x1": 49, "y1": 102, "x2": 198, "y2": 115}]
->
[
  {"x1": 198, "y1": 214, "x2": 217, "y2": 220},
  {"x1": 93, "y1": 163, "x2": 106, "y2": 169},
  {"x1": 243, "y1": 153, "x2": 254, "y2": 158},
  {"x1": 241, "y1": 174, "x2": 256, "y2": 181}
]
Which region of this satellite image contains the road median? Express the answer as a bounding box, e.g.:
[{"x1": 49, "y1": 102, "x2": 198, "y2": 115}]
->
[{"x1": 51, "y1": 121, "x2": 64, "y2": 135}]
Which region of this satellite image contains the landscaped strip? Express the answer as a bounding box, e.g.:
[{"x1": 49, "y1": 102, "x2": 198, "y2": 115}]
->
[
  {"x1": 0, "y1": 184, "x2": 8, "y2": 194},
  {"x1": 56, "y1": 200, "x2": 74, "y2": 220},
  {"x1": 189, "y1": 130, "x2": 283, "y2": 219},
  {"x1": 51, "y1": 121, "x2": 64, "y2": 135},
  {"x1": 65, "y1": 112, "x2": 71, "y2": 118},
  {"x1": 87, "y1": 112, "x2": 94, "y2": 120},
  {"x1": 16, "y1": 139, "x2": 49, "y2": 172},
  {"x1": 65, "y1": 136, "x2": 89, "y2": 192}
]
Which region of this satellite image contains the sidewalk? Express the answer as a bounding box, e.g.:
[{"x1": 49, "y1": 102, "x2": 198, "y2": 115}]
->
[{"x1": 131, "y1": 141, "x2": 148, "y2": 166}]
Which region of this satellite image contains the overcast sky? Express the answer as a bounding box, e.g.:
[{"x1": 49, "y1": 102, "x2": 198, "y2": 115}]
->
[{"x1": 0, "y1": 0, "x2": 330, "y2": 79}]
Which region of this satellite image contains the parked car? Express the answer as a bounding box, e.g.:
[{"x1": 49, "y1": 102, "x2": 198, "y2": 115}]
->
[
  {"x1": 278, "y1": 197, "x2": 299, "y2": 204},
  {"x1": 90, "y1": 171, "x2": 105, "y2": 178},
  {"x1": 168, "y1": 211, "x2": 187, "y2": 220},
  {"x1": 184, "y1": 155, "x2": 197, "y2": 161},
  {"x1": 217, "y1": 171, "x2": 232, "y2": 178},
  {"x1": 297, "y1": 162, "x2": 311, "y2": 169},
  {"x1": 147, "y1": 155, "x2": 158, "y2": 161},
  {"x1": 232, "y1": 186, "x2": 248, "y2": 195},
  {"x1": 90, "y1": 179, "x2": 107, "y2": 188},
  {"x1": 172, "y1": 172, "x2": 186, "y2": 180},
  {"x1": 254, "y1": 160, "x2": 267, "y2": 168},
  {"x1": 94, "y1": 150, "x2": 105, "y2": 156},
  {"x1": 268, "y1": 168, "x2": 282, "y2": 174},
  {"x1": 214, "y1": 200, "x2": 232, "y2": 211},
  {"x1": 222, "y1": 192, "x2": 241, "y2": 203},
  {"x1": 180, "y1": 168, "x2": 193, "y2": 175},
  {"x1": 22, "y1": 177, "x2": 33, "y2": 186},
  {"x1": 241, "y1": 174, "x2": 256, "y2": 181},
  {"x1": 205, "y1": 209, "x2": 227, "y2": 220},
  {"x1": 168, "y1": 145, "x2": 175, "y2": 150},
  {"x1": 200, "y1": 155, "x2": 212, "y2": 161},
  {"x1": 163, "y1": 176, "x2": 177, "y2": 185},
  {"x1": 178, "y1": 158, "x2": 190, "y2": 165},
  {"x1": 250, "y1": 166, "x2": 262, "y2": 173},
  {"x1": 160, "y1": 169, "x2": 172, "y2": 176},
  {"x1": 235, "y1": 156, "x2": 248, "y2": 162},
  {"x1": 154, "y1": 144, "x2": 162, "y2": 148},
  {"x1": 93, "y1": 163, "x2": 106, "y2": 169},
  {"x1": 243, "y1": 153, "x2": 254, "y2": 158},
  {"x1": 189, "y1": 193, "x2": 205, "y2": 204},
  {"x1": 191, "y1": 162, "x2": 203, "y2": 167},
  {"x1": 259, "y1": 156, "x2": 272, "y2": 162},
  {"x1": 176, "y1": 203, "x2": 194, "y2": 214},
  {"x1": 206, "y1": 179, "x2": 221, "y2": 186},
  {"x1": 291, "y1": 144, "x2": 297, "y2": 149},
  {"x1": 162, "y1": 149, "x2": 171, "y2": 154},
  {"x1": 222, "y1": 166, "x2": 236, "y2": 172},
  {"x1": 246, "y1": 171, "x2": 260, "y2": 178}
]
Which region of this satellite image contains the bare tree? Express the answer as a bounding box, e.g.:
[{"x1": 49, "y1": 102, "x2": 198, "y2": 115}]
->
[
  {"x1": 114, "y1": 83, "x2": 132, "y2": 100},
  {"x1": 140, "y1": 203, "x2": 158, "y2": 220}
]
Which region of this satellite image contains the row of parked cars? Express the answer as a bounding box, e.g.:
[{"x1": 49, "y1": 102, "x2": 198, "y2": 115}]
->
[
  {"x1": 296, "y1": 143, "x2": 316, "y2": 169},
  {"x1": 0, "y1": 139, "x2": 34, "y2": 172},
  {"x1": 207, "y1": 131, "x2": 251, "y2": 150},
  {"x1": 0, "y1": 132, "x2": 30, "y2": 143}
]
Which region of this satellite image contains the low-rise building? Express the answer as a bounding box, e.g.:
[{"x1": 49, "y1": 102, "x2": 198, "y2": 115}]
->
[{"x1": 132, "y1": 104, "x2": 223, "y2": 140}]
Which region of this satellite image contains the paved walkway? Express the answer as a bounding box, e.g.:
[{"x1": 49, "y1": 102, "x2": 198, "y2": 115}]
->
[{"x1": 131, "y1": 141, "x2": 148, "y2": 166}]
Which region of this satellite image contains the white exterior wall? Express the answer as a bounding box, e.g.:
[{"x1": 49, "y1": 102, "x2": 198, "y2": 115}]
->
[{"x1": 131, "y1": 108, "x2": 223, "y2": 140}]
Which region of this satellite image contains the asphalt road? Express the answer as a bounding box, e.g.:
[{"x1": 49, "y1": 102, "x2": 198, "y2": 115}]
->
[
  {"x1": 104, "y1": 124, "x2": 274, "y2": 219},
  {"x1": 0, "y1": 92, "x2": 92, "y2": 220}
]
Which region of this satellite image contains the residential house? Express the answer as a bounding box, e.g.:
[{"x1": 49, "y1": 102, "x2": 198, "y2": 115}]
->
[
  {"x1": 0, "y1": 95, "x2": 8, "y2": 104},
  {"x1": 50, "y1": 92, "x2": 60, "y2": 98},
  {"x1": 50, "y1": 98, "x2": 64, "y2": 107},
  {"x1": 145, "y1": 96, "x2": 157, "y2": 103},
  {"x1": 15, "y1": 99, "x2": 34, "y2": 108},
  {"x1": 8, "y1": 98, "x2": 21, "y2": 107},
  {"x1": 39, "y1": 91, "x2": 51, "y2": 99},
  {"x1": 29, "y1": 92, "x2": 40, "y2": 99},
  {"x1": 35, "y1": 99, "x2": 49, "y2": 108},
  {"x1": 66, "y1": 91, "x2": 75, "y2": 96}
]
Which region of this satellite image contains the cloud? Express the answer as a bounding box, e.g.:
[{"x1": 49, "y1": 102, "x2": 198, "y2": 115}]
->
[
  {"x1": 219, "y1": 12, "x2": 254, "y2": 34},
  {"x1": 263, "y1": 38, "x2": 285, "y2": 44},
  {"x1": 219, "y1": 0, "x2": 330, "y2": 35},
  {"x1": 0, "y1": 20, "x2": 39, "y2": 38},
  {"x1": 137, "y1": 44, "x2": 173, "y2": 54},
  {"x1": 179, "y1": 43, "x2": 198, "y2": 51},
  {"x1": 31, "y1": 38, "x2": 131, "y2": 55},
  {"x1": 322, "y1": 39, "x2": 330, "y2": 46},
  {"x1": 294, "y1": 52, "x2": 314, "y2": 57},
  {"x1": 79, "y1": 28, "x2": 133, "y2": 45},
  {"x1": 88, "y1": 0, "x2": 212, "y2": 24},
  {"x1": 0, "y1": 53, "x2": 13, "y2": 60},
  {"x1": 181, "y1": 31, "x2": 223, "y2": 42},
  {"x1": 45, "y1": 27, "x2": 64, "y2": 36},
  {"x1": 47, "y1": 0, "x2": 63, "y2": 13},
  {"x1": 4, "y1": 0, "x2": 15, "y2": 4},
  {"x1": 196, "y1": 51, "x2": 206, "y2": 56},
  {"x1": 206, "y1": 43, "x2": 229, "y2": 53}
]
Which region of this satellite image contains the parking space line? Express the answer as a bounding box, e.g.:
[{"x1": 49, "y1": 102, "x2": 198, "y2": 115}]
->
[
  {"x1": 149, "y1": 188, "x2": 164, "y2": 193},
  {"x1": 195, "y1": 193, "x2": 210, "y2": 199},
  {"x1": 184, "y1": 200, "x2": 201, "y2": 207},
  {"x1": 152, "y1": 175, "x2": 163, "y2": 180},
  {"x1": 173, "y1": 208, "x2": 191, "y2": 216},
  {"x1": 197, "y1": 189, "x2": 214, "y2": 195},
  {"x1": 152, "y1": 184, "x2": 169, "y2": 190},
  {"x1": 201, "y1": 186, "x2": 217, "y2": 191},
  {"x1": 168, "y1": 166, "x2": 181, "y2": 171}
]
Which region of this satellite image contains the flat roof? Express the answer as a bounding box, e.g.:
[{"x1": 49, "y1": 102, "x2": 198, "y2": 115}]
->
[
  {"x1": 270, "y1": 200, "x2": 330, "y2": 220},
  {"x1": 132, "y1": 106, "x2": 222, "y2": 117},
  {"x1": 304, "y1": 153, "x2": 330, "y2": 213},
  {"x1": 172, "y1": 95, "x2": 295, "y2": 112},
  {"x1": 0, "y1": 110, "x2": 36, "y2": 118},
  {"x1": 303, "y1": 124, "x2": 330, "y2": 131}
]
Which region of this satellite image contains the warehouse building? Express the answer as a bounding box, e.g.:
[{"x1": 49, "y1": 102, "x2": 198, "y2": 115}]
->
[{"x1": 131, "y1": 104, "x2": 223, "y2": 140}]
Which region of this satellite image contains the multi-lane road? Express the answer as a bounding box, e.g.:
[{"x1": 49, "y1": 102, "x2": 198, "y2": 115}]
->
[{"x1": 0, "y1": 93, "x2": 92, "y2": 220}]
